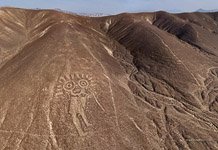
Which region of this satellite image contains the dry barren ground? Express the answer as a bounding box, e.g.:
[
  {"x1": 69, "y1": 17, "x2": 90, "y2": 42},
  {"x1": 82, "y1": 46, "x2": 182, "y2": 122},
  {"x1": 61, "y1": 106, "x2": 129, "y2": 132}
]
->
[{"x1": 0, "y1": 7, "x2": 218, "y2": 150}]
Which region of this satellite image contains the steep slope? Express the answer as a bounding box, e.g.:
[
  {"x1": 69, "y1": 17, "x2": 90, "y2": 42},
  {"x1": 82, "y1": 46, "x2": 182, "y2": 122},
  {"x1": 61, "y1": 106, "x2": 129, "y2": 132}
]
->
[{"x1": 0, "y1": 7, "x2": 218, "y2": 150}]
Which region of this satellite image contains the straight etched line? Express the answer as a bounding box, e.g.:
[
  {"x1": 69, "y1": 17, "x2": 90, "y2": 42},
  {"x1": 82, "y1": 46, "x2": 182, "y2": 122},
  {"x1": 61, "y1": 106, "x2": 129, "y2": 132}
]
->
[
  {"x1": 151, "y1": 31, "x2": 201, "y2": 87},
  {"x1": 45, "y1": 82, "x2": 62, "y2": 150},
  {"x1": 82, "y1": 43, "x2": 119, "y2": 127}
]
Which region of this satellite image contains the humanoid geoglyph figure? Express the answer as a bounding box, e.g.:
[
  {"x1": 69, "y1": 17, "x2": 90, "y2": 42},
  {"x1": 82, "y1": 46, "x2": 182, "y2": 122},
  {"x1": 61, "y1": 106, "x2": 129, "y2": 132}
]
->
[{"x1": 54, "y1": 73, "x2": 95, "y2": 136}]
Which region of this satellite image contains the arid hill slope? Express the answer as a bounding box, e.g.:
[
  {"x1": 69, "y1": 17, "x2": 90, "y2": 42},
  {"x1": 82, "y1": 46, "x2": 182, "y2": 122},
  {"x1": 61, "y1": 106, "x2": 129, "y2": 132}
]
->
[{"x1": 0, "y1": 7, "x2": 218, "y2": 150}]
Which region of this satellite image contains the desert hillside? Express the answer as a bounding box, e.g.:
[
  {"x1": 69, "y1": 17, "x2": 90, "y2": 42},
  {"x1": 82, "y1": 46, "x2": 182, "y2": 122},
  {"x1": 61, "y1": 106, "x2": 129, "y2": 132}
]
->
[{"x1": 0, "y1": 7, "x2": 218, "y2": 150}]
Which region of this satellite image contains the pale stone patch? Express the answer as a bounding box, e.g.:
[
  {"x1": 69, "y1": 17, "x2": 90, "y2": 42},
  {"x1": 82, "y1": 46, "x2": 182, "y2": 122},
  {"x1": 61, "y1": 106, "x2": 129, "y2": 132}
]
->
[
  {"x1": 15, "y1": 22, "x2": 24, "y2": 27},
  {"x1": 146, "y1": 18, "x2": 153, "y2": 24},
  {"x1": 4, "y1": 26, "x2": 14, "y2": 33},
  {"x1": 104, "y1": 19, "x2": 112, "y2": 31},
  {"x1": 102, "y1": 44, "x2": 113, "y2": 56}
]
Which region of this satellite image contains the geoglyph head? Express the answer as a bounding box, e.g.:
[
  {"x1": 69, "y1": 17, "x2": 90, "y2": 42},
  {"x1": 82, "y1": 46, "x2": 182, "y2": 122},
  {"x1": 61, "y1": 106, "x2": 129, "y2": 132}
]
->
[{"x1": 54, "y1": 73, "x2": 94, "y2": 98}]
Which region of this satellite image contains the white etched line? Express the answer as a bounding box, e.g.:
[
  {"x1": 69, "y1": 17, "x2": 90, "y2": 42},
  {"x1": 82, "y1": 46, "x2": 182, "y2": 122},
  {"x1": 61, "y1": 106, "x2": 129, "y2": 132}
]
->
[{"x1": 82, "y1": 43, "x2": 119, "y2": 127}]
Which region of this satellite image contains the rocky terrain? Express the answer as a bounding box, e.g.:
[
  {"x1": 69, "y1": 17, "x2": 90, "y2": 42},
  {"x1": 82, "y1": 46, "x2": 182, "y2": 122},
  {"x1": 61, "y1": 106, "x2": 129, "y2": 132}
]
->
[{"x1": 0, "y1": 7, "x2": 218, "y2": 150}]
